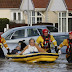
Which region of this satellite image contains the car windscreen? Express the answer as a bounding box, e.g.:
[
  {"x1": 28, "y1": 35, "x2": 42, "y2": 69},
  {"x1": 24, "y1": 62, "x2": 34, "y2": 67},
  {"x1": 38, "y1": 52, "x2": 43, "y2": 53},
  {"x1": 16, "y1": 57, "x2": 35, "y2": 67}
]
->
[
  {"x1": 47, "y1": 26, "x2": 58, "y2": 32},
  {"x1": 1, "y1": 30, "x2": 13, "y2": 38},
  {"x1": 54, "y1": 35, "x2": 69, "y2": 46}
]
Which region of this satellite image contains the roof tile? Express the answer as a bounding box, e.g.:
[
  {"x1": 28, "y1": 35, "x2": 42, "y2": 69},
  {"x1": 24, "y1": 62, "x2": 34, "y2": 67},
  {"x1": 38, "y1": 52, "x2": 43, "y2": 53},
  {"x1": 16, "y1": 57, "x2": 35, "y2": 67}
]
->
[
  {"x1": 32, "y1": 0, "x2": 50, "y2": 8},
  {"x1": 65, "y1": 0, "x2": 72, "y2": 10},
  {"x1": 0, "y1": 0, "x2": 22, "y2": 8}
]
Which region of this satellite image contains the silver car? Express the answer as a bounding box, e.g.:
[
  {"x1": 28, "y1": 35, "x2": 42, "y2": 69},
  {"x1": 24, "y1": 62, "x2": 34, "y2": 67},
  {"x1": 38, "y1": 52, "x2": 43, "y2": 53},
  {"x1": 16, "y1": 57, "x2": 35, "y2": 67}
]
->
[
  {"x1": 51, "y1": 32, "x2": 69, "y2": 53},
  {"x1": 2, "y1": 26, "x2": 48, "y2": 45}
]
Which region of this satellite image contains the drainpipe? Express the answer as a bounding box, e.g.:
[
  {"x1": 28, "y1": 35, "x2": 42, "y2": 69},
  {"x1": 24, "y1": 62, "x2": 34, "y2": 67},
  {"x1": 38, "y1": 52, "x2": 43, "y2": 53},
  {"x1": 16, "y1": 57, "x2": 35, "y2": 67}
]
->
[{"x1": 28, "y1": 0, "x2": 29, "y2": 26}]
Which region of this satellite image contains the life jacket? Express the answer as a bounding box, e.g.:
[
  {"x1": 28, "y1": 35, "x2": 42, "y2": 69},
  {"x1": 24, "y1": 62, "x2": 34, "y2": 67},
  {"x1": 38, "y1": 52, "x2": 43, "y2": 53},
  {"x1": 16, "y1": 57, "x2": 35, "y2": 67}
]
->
[
  {"x1": 66, "y1": 39, "x2": 72, "y2": 54},
  {"x1": 41, "y1": 34, "x2": 51, "y2": 49},
  {"x1": 0, "y1": 35, "x2": 2, "y2": 48}
]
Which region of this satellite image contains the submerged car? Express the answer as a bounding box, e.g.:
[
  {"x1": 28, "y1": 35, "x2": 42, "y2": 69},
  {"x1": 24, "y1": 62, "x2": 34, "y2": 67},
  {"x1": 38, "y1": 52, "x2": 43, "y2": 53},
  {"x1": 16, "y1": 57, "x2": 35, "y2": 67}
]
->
[
  {"x1": 51, "y1": 32, "x2": 69, "y2": 53},
  {"x1": 2, "y1": 26, "x2": 48, "y2": 44},
  {"x1": 2, "y1": 26, "x2": 68, "y2": 53}
]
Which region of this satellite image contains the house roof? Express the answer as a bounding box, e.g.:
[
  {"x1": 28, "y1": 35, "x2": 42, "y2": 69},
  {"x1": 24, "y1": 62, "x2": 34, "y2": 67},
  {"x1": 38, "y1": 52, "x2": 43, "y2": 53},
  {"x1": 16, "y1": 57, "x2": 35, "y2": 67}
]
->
[
  {"x1": 64, "y1": 0, "x2": 72, "y2": 10},
  {"x1": 32, "y1": 0, "x2": 50, "y2": 8},
  {"x1": 0, "y1": 0, "x2": 22, "y2": 8},
  {"x1": 1, "y1": 0, "x2": 72, "y2": 11}
]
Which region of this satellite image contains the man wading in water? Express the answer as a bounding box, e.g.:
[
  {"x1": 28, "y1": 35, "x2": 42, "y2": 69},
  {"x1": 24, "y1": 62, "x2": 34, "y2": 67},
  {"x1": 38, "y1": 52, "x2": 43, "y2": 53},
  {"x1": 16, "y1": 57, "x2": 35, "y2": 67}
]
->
[
  {"x1": 36, "y1": 29, "x2": 57, "y2": 53},
  {"x1": 0, "y1": 32, "x2": 10, "y2": 58},
  {"x1": 57, "y1": 31, "x2": 72, "y2": 63}
]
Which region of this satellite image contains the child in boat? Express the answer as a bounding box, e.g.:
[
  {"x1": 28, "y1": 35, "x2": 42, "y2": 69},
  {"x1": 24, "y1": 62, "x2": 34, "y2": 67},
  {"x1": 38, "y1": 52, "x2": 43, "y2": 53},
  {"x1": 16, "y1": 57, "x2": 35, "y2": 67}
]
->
[
  {"x1": 11, "y1": 46, "x2": 21, "y2": 54},
  {"x1": 19, "y1": 38, "x2": 46, "y2": 54},
  {"x1": 18, "y1": 40, "x2": 27, "y2": 51}
]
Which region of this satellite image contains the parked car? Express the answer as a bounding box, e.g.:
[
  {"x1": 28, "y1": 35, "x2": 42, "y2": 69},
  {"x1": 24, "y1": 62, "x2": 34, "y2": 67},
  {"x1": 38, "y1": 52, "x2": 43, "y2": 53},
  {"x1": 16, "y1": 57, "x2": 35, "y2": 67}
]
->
[
  {"x1": 2, "y1": 26, "x2": 48, "y2": 44},
  {"x1": 51, "y1": 32, "x2": 69, "y2": 53}
]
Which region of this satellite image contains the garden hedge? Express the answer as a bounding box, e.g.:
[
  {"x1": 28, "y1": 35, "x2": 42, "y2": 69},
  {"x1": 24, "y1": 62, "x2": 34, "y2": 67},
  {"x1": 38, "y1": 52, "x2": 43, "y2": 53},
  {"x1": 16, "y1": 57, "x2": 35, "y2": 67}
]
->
[{"x1": 0, "y1": 18, "x2": 9, "y2": 32}]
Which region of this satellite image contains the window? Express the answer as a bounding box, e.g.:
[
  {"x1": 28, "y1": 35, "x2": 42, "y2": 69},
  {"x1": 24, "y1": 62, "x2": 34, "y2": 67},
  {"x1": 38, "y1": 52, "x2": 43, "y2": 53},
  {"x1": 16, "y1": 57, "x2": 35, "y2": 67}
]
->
[
  {"x1": 47, "y1": 26, "x2": 58, "y2": 32},
  {"x1": 37, "y1": 12, "x2": 41, "y2": 16},
  {"x1": 32, "y1": 11, "x2": 35, "y2": 16},
  {"x1": 32, "y1": 17, "x2": 35, "y2": 24},
  {"x1": 59, "y1": 12, "x2": 66, "y2": 32},
  {"x1": 27, "y1": 29, "x2": 39, "y2": 37},
  {"x1": 13, "y1": 13, "x2": 16, "y2": 20},
  {"x1": 37, "y1": 17, "x2": 42, "y2": 23},
  {"x1": 54, "y1": 35, "x2": 69, "y2": 45},
  {"x1": 59, "y1": 18, "x2": 61, "y2": 32},
  {"x1": 11, "y1": 29, "x2": 25, "y2": 39},
  {"x1": 6, "y1": 32, "x2": 14, "y2": 40},
  {"x1": 38, "y1": 29, "x2": 43, "y2": 35},
  {"x1": 30, "y1": 11, "x2": 42, "y2": 24},
  {"x1": 62, "y1": 13, "x2": 66, "y2": 17},
  {"x1": 62, "y1": 18, "x2": 66, "y2": 32},
  {"x1": 68, "y1": 13, "x2": 72, "y2": 16},
  {"x1": 18, "y1": 13, "x2": 21, "y2": 20},
  {"x1": 13, "y1": 12, "x2": 22, "y2": 21},
  {"x1": 59, "y1": 13, "x2": 61, "y2": 17}
]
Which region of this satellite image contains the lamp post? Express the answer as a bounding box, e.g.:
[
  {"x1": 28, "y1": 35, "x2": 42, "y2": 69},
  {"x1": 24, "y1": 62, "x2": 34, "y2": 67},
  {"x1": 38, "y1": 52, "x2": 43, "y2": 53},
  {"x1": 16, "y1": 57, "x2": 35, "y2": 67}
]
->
[{"x1": 20, "y1": 0, "x2": 34, "y2": 26}]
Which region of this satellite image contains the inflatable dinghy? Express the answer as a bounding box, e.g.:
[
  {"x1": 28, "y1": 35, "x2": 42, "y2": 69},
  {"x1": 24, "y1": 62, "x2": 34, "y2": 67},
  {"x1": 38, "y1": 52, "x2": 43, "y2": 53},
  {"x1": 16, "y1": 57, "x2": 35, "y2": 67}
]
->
[{"x1": 6, "y1": 53, "x2": 59, "y2": 63}]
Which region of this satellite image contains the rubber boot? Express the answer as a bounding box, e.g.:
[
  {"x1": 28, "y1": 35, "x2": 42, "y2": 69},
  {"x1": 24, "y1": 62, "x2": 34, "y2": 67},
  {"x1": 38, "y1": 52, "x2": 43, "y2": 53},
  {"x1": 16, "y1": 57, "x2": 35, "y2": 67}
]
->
[{"x1": 0, "y1": 48, "x2": 5, "y2": 58}]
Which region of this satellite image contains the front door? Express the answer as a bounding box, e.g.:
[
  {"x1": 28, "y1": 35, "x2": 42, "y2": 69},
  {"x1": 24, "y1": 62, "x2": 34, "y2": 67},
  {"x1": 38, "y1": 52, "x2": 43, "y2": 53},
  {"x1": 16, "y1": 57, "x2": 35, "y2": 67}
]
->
[{"x1": 68, "y1": 18, "x2": 72, "y2": 31}]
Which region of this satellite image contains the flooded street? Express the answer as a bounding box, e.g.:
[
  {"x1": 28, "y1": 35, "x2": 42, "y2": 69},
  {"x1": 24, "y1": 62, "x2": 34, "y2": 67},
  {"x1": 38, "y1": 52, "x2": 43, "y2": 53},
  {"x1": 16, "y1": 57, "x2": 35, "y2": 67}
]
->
[{"x1": 0, "y1": 44, "x2": 72, "y2": 72}]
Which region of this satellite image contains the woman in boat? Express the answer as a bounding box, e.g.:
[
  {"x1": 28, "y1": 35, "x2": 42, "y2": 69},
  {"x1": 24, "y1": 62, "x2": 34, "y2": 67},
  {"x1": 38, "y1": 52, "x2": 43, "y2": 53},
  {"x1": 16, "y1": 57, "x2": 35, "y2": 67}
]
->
[{"x1": 19, "y1": 38, "x2": 46, "y2": 54}]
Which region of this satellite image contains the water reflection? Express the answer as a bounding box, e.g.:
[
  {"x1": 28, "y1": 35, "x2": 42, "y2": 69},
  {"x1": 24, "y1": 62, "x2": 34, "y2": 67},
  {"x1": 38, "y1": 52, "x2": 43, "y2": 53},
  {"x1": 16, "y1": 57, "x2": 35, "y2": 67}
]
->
[
  {"x1": 0, "y1": 58, "x2": 72, "y2": 72},
  {"x1": 66, "y1": 63, "x2": 72, "y2": 70}
]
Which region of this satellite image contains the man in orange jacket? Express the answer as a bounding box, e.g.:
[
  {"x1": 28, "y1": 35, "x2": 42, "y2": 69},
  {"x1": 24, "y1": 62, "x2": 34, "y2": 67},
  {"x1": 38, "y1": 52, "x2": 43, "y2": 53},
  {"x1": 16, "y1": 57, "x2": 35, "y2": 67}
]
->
[
  {"x1": 57, "y1": 31, "x2": 72, "y2": 63},
  {"x1": 0, "y1": 32, "x2": 10, "y2": 58}
]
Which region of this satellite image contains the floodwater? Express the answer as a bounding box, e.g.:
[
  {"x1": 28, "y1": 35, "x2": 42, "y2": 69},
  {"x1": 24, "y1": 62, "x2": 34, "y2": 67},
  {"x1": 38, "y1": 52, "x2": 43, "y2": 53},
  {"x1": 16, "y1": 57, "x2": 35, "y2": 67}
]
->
[{"x1": 0, "y1": 44, "x2": 72, "y2": 72}]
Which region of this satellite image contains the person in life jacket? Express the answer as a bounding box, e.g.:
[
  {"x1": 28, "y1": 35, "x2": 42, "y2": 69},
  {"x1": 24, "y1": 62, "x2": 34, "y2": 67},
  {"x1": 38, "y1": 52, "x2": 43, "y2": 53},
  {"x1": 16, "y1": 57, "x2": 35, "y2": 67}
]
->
[
  {"x1": 36, "y1": 29, "x2": 57, "y2": 53},
  {"x1": 0, "y1": 32, "x2": 10, "y2": 58},
  {"x1": 57, "y1": 31, "x2": 72, "y2": 63}
]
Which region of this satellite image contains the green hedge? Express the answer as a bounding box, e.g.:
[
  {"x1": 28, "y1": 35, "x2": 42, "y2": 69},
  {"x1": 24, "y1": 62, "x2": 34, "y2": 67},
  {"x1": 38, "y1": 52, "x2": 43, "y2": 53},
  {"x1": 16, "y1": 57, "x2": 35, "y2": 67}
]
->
[{"x1": 0, "y1": 18, "x2": 9, "y2": 32}]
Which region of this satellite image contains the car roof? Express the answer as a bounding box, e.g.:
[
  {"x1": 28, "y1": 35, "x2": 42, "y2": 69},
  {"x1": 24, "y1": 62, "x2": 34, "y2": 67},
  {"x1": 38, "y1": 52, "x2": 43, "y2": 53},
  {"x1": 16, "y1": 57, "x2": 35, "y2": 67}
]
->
[
  {"x1": 34, "y1": 25, "x2": 53, "y2": 27},
  {"x1": 2, "y1": 26, "x2": 47, "y2": 38},
  {"x1": 8, "y1": 26, "x2": 47, "y2": 31},
  {"x1": 51, "y1": 32, "x2": 69, "y2": 36},
  {"x1": 34, "y1": 25, "x2": 58, "y2": 29}
]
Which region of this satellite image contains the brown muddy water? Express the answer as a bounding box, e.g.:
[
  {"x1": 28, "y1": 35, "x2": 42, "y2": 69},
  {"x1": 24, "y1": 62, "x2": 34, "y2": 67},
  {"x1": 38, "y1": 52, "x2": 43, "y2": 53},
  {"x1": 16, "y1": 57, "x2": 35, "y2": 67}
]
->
[{"x1": 0, "y1": 44, "x2": 72, "y2": 72}]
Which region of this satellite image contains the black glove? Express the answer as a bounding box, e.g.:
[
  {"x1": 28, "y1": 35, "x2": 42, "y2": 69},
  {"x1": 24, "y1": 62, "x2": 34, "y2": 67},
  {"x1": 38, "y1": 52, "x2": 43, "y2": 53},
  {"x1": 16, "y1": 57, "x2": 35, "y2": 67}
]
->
[
  {"x1": 55, "y1": 46, "x2": 57, "y2": 52},
  {"x1": 56, "y1": 49, "x2": 60, "y2": 53},
  {"x1": 7, "y1": 49, "x2": 10, "y2": 54}
]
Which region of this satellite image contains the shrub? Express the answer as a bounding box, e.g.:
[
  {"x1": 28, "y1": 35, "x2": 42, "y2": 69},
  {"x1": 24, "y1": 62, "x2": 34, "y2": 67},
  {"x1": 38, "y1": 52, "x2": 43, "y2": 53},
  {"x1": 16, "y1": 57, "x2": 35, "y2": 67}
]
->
[{"x1": 0, "y1": 18, "x2": 9, "y2": 32}]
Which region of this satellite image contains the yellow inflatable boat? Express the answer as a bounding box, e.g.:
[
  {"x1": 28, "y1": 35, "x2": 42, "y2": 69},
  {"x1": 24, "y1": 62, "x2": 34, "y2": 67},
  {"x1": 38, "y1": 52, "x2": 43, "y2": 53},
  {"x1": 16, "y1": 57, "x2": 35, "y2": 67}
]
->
[{"x1": 6, "y1": 53, "x2": 59, "y2": 63}]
